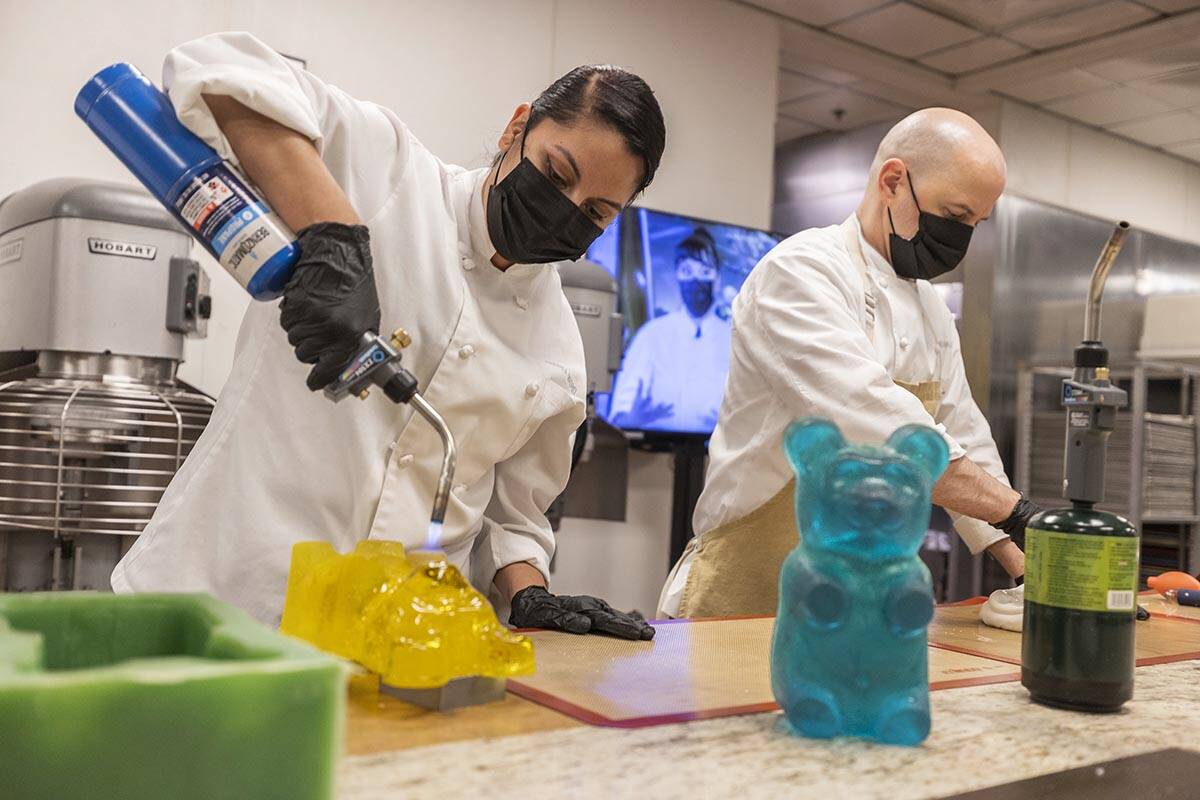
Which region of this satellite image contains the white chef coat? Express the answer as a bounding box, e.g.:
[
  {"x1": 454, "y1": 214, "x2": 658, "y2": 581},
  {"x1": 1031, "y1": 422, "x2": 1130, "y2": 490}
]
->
[
  {"x1": 607, "y1": 305, "x2": 731, "y2": 432},
  {"x1": 110, "y1": 32, "x2": 586, "y2": 625},
  {"x1": 659, "y1": 213, "x2": 1009, "y2": 616}
]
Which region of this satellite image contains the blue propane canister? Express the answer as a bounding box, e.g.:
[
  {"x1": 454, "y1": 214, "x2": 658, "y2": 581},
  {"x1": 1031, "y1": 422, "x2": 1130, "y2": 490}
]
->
[{"x1": 75, "y1": 62, "x2": 299, "y2": 300}]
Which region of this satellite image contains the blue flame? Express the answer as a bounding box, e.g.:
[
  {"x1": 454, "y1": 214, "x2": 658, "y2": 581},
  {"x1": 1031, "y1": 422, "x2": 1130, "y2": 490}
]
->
[{"x1": 425, "y1": 521, "x2": 444, "y2": 550}]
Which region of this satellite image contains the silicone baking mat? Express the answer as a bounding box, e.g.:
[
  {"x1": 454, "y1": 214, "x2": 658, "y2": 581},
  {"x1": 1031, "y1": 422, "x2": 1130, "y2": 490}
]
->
[
  {"x1": 508, "y1": 602, "x2": 1200, "y2": 728},
  {"x1": 507, "y1": 614, "x2": 1020, "y2": 728},
  {"x1": 1139, "y1": 590, "x2": 1200, "y2": 622},
  {"x1": 931, "y1": 598, "x2": 1200, "y2": 666}
]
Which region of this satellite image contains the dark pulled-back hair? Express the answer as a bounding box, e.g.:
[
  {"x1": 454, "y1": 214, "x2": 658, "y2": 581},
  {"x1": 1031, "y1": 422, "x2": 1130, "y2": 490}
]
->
[
  {"x1": 528, "y1": 65, "x2": 666, "y2": 196},
  {"x1": 676, "y1": 227, "x2": 719, "y2": 270}
]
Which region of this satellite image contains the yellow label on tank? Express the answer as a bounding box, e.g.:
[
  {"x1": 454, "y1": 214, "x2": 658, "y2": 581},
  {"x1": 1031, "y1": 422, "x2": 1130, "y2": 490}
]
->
[{"x1": 1024, "y1": 528, "x2": 1139, "y2": 613}]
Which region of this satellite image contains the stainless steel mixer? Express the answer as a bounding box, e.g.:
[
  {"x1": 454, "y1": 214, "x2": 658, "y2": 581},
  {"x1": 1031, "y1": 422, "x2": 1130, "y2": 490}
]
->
[{"x1": 0, "y1": 178, "x2": 215, "y2": 590}]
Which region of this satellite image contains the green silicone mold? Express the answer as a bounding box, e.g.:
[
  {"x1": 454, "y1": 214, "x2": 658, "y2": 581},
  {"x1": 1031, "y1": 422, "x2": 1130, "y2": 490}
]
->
[{"x1": 0, "y1": 592, "x2": 345, "y2": 800}]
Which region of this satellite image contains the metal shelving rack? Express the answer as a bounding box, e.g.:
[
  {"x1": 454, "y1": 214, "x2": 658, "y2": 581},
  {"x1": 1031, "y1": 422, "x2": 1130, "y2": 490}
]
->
[{"x1": 1014, "y1": 361, "x2": 1200, "y2": 584}]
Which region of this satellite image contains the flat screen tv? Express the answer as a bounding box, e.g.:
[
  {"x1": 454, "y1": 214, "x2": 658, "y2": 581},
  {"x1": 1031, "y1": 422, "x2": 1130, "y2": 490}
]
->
[{"x1": 585, "y1": 207, "x2": 784, "y2": 437}]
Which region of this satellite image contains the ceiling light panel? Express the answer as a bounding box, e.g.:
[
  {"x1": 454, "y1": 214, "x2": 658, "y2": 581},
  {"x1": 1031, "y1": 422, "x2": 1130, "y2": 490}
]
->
[
  {"x1": 1047, "y1": 84, "x2": 1174, "y2": 125},
  {"x1": 997, "y1": 68, "x2": 1115, "y2": 102},
  {"x1": 828, "y1": 3, "x2": 979, "y2": 58},
  {"x1": 1087, "y1": 40, "x2": 1200, "y2": 82},
  {"x1": 922, "y1": 36, "x2": 1031, "y2": 73},
  {"x1": 778, "y1": 69, "x2": 838, "y2": 103},
  {"x1": 1004, "y1": 1, "x2": 1157, "y2": 50},
  {"x1": 908, "y1": 0, "x2": 1104, "y2": 33},
  {"x1": 779, "y1": 88, "x2": 912, "y2": 129},
  {"x1": 1108, "y1": 110, "x2": 1200, "y2": 145},
  {"x1": 744, "y1": 0, "x2": 892, "y2": 27},
  {"x1": 777, "y1": 50, "x2": 863, "y2": 84},
  {"x1": 1128, "y1": 68, "x2": 1200, "y2": 109}
]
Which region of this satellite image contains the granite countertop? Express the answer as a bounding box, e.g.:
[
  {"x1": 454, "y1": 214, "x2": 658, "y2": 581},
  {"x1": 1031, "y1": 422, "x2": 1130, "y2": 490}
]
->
[{"x1": 338, "y1": 661, "x2": 1200, "y2": 800}]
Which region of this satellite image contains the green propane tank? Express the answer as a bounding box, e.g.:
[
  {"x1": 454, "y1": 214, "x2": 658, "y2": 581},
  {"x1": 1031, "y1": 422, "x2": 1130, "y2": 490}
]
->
[
  {"x1": 1022, "y1": 221, "x2": 1138, "y2": 713},
  {"x1": 1021, "y1": 506, "x2": 1139, "y2": 712}
]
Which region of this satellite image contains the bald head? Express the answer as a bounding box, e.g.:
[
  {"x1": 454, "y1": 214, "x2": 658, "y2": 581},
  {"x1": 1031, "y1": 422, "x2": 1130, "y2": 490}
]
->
[
  {"x1": 858, "y1": 108, "x2": 1006, "y2": 261},
  {"x1": 870, "y1": 108, "x2": 1005, "y2": 186}
]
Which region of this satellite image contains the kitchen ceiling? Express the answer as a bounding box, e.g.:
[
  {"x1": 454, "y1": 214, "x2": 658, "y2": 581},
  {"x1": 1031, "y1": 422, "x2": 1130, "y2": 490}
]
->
[{"x1": 742, "y1": 0, "x2": 1200, "y2": 165}]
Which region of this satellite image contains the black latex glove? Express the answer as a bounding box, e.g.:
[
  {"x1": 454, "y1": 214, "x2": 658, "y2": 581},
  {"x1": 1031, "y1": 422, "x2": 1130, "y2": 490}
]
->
[
  {"x1": 994, "y1": 495, "x2": 1043, "y2": 550},
  {"x1": 279, "y1": 223, "x2": 381, "y2": 391},
  {"x1": 509, "y1": 586, "x2": 655, "y2": 641}
]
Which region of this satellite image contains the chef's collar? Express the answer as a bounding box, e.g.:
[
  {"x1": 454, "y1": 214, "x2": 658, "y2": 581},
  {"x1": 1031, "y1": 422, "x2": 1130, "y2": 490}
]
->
[
  {"x1": 464, "y1": 167, "x2": 497, "y2": 263},
  {"x1": 851, "y1": 212, "x2": 897, "y2": 280}
]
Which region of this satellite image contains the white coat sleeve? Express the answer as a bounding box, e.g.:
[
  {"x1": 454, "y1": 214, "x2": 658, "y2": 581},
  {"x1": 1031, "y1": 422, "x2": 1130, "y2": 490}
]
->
[
  {"x1": 932, "y1": 308, "x2": 1011, "y2": 554},
  {"x1": 162, "y1": 31, "x2": 409, "y2": 222},
  {"x1": 742, "y1": 245, "x2": 967, "y2": 458},
  {"x1": 482, "y1": 397, "x2": 587, "y2": 585}
]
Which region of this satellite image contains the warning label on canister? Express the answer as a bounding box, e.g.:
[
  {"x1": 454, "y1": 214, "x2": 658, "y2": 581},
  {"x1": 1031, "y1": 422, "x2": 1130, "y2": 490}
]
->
[
  {"x1": 1024, "y1": 528, "x2": 1138, "y2": 613},
  {"x1": 173, "y1": 163, "x2": 294, "y2": 287}
]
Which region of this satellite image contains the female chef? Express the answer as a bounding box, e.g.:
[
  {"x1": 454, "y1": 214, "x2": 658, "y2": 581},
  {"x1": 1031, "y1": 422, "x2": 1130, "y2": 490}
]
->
[{"x1": 111, "y1": 31, "x2": 665, "y2": 640}]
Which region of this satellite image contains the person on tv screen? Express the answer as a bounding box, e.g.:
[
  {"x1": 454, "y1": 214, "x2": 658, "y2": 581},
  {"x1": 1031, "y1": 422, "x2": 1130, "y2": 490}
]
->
[
  {"x1": 608, "y1": 227, "x2": 731, "y2": 432},
  {"x1": 659, "y1": 108, "x2": 1035, "y2": 621}
]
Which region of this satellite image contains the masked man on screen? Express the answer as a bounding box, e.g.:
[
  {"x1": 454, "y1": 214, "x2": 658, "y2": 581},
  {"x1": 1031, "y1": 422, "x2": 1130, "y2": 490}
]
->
[
  {"x1": 658, "y1": 108, "x2": 1037, "y2": 621},
  {"x1": 608, "y1": 227, "x2": 732, "y2": 433}
]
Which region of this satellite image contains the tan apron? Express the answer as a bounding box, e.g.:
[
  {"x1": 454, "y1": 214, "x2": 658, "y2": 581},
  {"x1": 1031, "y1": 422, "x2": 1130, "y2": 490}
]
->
[{"x1": 677, "y1": 218, "x2": 944, "y2": 618}]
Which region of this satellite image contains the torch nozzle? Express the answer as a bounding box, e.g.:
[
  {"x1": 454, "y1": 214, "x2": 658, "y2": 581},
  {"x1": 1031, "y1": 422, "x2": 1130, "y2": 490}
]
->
[
  {"x1": 1083, "y1": 221, "x2": 1131, "y2": 344},
  {"x1": 407, "y1": 391, "x2": 457, "y2": 535}
]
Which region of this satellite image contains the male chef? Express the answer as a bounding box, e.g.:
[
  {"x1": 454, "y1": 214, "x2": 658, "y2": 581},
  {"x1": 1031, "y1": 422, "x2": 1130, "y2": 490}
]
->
[{"x1": 660, "y1": 108, "x2": 1036, "y2": 619}]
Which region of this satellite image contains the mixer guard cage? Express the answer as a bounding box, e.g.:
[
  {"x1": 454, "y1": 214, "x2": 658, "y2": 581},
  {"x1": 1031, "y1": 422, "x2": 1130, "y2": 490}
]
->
[{"x1": 0, "y1": 376, "x2": 214, "y2": 539}]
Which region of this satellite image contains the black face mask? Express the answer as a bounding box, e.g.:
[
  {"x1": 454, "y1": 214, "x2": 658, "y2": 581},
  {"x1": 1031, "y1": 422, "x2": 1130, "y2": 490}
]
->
[
  {"x1": 887, "y1": 171, "x2": 974, "y2": 281},
  {"x1": 679, "y1": 279, "x2": 714, "y2": 319},
  {"x1": 486, "y1": 126, "x2": 605, "y2": 264}
]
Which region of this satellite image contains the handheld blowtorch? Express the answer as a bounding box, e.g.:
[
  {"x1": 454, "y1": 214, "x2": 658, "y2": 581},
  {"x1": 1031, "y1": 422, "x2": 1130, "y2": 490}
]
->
[
  {"x1": 75, "y1": 62, "x2": 457, "y2": 540},
  {"x1": 324, "y1": 331, "x2": 457, "y2": 543},
  {"x1": 1021, "y1": 221, "x2": 1139, "y2": 713}
]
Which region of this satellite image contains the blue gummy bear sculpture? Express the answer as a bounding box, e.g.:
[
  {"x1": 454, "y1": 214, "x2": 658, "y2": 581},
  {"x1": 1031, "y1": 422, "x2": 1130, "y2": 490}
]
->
[{"x1": 771, "y1": 418, "x2": 949, "y2": 747}]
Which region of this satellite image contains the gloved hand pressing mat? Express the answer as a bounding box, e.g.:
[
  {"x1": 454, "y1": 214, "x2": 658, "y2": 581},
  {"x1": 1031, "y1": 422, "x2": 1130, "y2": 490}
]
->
[{"x1": 509, "y1": 586, "x2": 655, "y2": 640}]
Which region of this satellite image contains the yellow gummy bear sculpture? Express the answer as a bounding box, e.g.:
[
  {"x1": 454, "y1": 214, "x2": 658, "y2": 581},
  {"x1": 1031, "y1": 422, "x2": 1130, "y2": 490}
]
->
[{"x1": 279, "y1": 540, "x2": 534, "y2": 689}]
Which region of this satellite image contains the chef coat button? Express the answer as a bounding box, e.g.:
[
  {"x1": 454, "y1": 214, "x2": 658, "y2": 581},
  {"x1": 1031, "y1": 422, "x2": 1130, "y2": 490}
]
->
[
  {"x1": 899, "y1": 337, "x2": 911, "y2": 350},
  {"x1": 514, "y1": 295, "x2": 528, "y2": 310},
  {"x1": 397, "y1": 453, "x2": 414, "y2": 468},
  {"x1": 458, "y1": 344, "x2": 475, "y2": 359},
  {"x1": 461, "y1": 256, "x2": 475, "y2": 271},
  {"x1": 453, "y1": 483, "x2": 467, "y2": 495},
  {"x1": 525, "y1": 382, "x2": 540, "y2": 398},
  {"x1": 878, "y1": 276, "x2": 889, "y2": 290}
]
